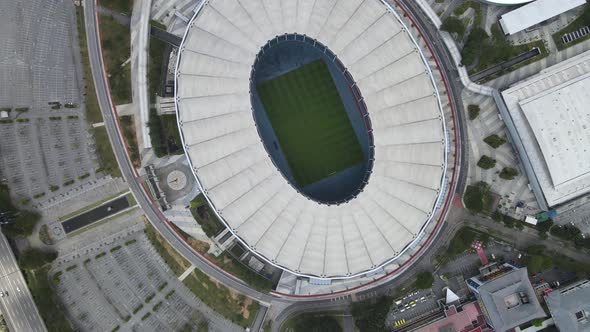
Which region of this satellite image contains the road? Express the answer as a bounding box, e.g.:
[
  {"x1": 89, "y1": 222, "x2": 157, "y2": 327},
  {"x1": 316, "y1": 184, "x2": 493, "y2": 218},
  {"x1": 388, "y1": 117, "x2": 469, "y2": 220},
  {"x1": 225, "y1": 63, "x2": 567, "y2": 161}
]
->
[
  {"x1": 83, "y1": 0, "x2": 590, "y2": 331},
  {"x1": 85, "y1": 0, "x2": 275, "y2": 305},
  {"x1": 271, "y1": 0, "x2": 471, "y2": 328},
  {"x1": 0, "y1": 232, "x2": 46, "y2": 332},
  {"x1": 86, "y1": 0, "x2": 467, "y2": 331},
  {"x1": 393, "y1": 0, "x2": 469, "y2": 196}
]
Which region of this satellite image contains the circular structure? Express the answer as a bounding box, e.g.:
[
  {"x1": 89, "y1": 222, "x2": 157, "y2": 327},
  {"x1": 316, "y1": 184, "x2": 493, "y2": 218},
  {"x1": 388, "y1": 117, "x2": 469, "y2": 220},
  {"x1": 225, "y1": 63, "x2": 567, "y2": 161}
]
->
[
  {"x1": 166, "y1": 170, "x2": 188, "y2": 191},
  {"x1": 249, "y1": 35, "x2": 374, "y2": 204},
  {"x1": 176, "y1": 0, "x2": 447, "y2": 279}
]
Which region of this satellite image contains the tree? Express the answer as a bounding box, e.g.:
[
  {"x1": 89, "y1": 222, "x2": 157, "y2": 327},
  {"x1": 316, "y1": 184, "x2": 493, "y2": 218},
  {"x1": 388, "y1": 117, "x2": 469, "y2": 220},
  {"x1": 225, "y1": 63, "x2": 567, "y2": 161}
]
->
[
  {"x1": 468, "y1": 104, "x2": 480, "y2": 120},
  {"x1": 502, "y1": 215, "x2": 515, "y2": 228},
  {"x1": 531, "y1": 318, "x2": 544, "y2": 327},
  {"x1": 147, "y1": 108, "x2": 166, "y2": 157},
  {"x1": 527, "y1": 245, "x2": 546, "y2": 255},
  {"x1": 446, "y1": 228, "x2": 479, "y2": 257},
  {"x1": 550, "y1": 224, "x2": 581, "y2": 241},
  {"x1": 18, "y1": 249, "x2": 57, "y2": 270},
  {"x1": 442, "y1": 17, "x2": 466, "y2": 38},
  {"x1": 526, "y1": 255, "x2": 553, "y2": 274},
  {"x1": 483, "y1": 134, "x2": 506, "y2": 148},
  {"x1": 415, "y1": 272, "x2": 435, "y2": 289},
  {"x1": 574, "y1": 234, "x2": 590, "y2": 249},
  {"x1": 461, "y1": 28, "x2": 489, "y2": 66},
  {"x1": 464, "y1": 182, "x2": 491, "y2": 213},
  {"x1": 352, "y1": 296, "x2": 392, "y2": 332},
  {"x1": 477, "y1": 155, "x2": 496, "y2": 169},
  {"x1": 499, "y1": 167, "x2": 519, "y2": 180},
  {"x1": 1, "y1": 210, "x2": 41, "y2": 237},
  {"x1": 196, "y1": 320, "x2": 208, "y2": 332},
  {"x1": 536, "y1": 220, "x2": 553, "y2": 233},
  {"x1": 293, "y1": 314, "x2": 342, "y2": 332}
]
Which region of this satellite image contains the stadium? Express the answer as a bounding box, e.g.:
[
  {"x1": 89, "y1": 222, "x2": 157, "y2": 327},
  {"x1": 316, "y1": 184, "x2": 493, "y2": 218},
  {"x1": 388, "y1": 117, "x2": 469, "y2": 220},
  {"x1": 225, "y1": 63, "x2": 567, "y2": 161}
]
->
[{"x1": 175, "y1": 0, "x2": 448, "y2": 279}]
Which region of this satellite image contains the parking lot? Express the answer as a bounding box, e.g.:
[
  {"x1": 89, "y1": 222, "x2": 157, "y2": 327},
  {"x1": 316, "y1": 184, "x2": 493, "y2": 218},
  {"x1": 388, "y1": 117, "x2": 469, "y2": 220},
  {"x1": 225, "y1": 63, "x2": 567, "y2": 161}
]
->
[
  {"x1": 386, "y1": 289, "x2": 439, "y2": 330},
  {"x1": 0, "y1": 0, "x2": 99, "y2": 205},
  {"x1": 52, "y1": 231, "x2": 243, "y2": 332}
]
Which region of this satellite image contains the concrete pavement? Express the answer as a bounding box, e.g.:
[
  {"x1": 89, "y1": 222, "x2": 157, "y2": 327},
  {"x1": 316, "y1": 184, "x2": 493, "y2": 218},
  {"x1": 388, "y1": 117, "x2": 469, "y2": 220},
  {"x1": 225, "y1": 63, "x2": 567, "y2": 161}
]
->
[
  {"x1": 88, "y1": 0, "x2": 468, "y2": 306},
  {"x1": 0, "y1": 232, "x2": 46, "y2": 332},
  {"x1": 85, "y1": 0, "x2": 275, "y2": 304}
]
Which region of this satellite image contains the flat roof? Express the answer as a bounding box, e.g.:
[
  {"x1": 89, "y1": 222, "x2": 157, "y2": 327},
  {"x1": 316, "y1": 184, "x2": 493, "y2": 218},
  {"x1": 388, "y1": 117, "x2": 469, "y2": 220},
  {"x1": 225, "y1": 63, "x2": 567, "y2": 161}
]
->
[
  {"x1": 499, "y1": 0, "x2": 586, "y2": 35},
  {"x1": 501, "y1": 51, "x2": 590, "y2": 207},
  {"x1": 546, "y1": 280, "x2": 590, "y2": 332},
  {"x1": 477, "y1": 268, "x2": 546, "y2": 332},
  {"x1": 519, "y1": 75, "x2": 590, "y2": 188},
  {"x1": 175, "y1": 0, "x2": 447, "y2": 279}
]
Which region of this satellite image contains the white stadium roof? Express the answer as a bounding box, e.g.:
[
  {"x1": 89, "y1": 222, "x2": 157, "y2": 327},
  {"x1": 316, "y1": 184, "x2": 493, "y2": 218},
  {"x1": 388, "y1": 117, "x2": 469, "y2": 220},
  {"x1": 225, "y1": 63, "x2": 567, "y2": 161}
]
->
[
  {"x1": 175, "y1": 0, "x2": 447, "y2": 279},
  {"x1": 501, "y1": 51, "x2": 590, "y2": 208}
]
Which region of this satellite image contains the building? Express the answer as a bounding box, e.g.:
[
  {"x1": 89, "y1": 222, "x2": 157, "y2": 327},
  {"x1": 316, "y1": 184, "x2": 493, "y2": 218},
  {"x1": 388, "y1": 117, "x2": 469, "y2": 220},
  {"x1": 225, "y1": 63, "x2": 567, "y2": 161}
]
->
[
  {"x1": 497, "y1": 51, "x2": 590, "y2": 210},
  {"x1": 498, "y1": 0, "x2": 586, "y2": 35},
  {"x1": 546, "y1": 280, "x2": 590, "y2": 331},
  {"x1": 416, "y1": 301, "x2": 492, "y2": 332},
  {"x1": 175, "y1": 0, "x2": 448, "y2": 279},
  {"x1": 467, "y1": 263, "x2": 546, "y2": 331}
]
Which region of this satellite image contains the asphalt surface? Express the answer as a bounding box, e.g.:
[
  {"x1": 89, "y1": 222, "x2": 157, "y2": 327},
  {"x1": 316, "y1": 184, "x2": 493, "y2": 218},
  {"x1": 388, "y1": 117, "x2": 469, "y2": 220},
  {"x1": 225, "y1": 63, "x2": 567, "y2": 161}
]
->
[
  {"x1": 97, "y1": 5, "x2": 181, "y2": 47},
  {"x1": 85, "y1": 0, "x2": 275, "y2": 305},
  {"x1": 61, "y1": 196, "x2": 130, "y2": 233},
  {"x1": 0, "y1": 232, "x2": 46, "y2": 332},
  {"x1": 394, "y1": 0, "x2": 468, "y2": 196},
  {"x1": 86, "y1": 1, "x2": 469, "y2": 331}
]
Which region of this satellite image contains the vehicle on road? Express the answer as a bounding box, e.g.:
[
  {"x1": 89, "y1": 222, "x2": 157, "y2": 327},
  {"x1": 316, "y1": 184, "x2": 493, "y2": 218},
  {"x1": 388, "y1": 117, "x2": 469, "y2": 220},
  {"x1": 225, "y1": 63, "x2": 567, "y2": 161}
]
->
[{"x1": 0, "y1": 291, "x2": 7, "y2": 297}]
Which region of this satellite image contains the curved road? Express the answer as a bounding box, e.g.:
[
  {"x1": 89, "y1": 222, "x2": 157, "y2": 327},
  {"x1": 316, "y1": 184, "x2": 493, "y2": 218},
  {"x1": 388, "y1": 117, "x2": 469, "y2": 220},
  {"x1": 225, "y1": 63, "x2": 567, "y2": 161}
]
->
[
  {"x1": 84, "y1": 0, "x2": 467, "y2": 330},
  {"x1": 84, "y1": 0, "x2": 275, "y2": 304}
]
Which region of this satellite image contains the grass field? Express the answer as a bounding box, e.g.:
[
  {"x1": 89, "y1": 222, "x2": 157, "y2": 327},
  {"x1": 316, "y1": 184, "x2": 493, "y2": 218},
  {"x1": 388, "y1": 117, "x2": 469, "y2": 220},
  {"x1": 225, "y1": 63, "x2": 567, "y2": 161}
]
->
[{"x1": 257, "y1": 60, "x2": 363, "y2": 187}]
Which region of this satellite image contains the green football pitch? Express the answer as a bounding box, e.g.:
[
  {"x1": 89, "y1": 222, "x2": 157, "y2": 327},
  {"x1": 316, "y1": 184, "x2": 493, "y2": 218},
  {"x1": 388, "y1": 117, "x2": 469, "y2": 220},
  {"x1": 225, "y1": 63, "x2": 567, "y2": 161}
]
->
[{"x1": 257, "y1": 60, "x2": 364, "y2": 187}]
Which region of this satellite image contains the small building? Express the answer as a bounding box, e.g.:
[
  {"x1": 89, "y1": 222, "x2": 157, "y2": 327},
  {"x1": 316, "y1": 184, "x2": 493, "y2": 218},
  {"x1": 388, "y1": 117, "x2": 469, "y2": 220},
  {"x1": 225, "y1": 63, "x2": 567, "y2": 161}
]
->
[
  {"x1": 467, "y1": 263, "x2": 546, "y2": 331},
  {"x1": 524, "y1": 215, "x2": 538, "y2": 226},
  {"x1": 545, "y1": 280, "x2": 590, "y2": 331},
  {"x1": 498, "y1": 0, "x2": 586, "y2": 35}
]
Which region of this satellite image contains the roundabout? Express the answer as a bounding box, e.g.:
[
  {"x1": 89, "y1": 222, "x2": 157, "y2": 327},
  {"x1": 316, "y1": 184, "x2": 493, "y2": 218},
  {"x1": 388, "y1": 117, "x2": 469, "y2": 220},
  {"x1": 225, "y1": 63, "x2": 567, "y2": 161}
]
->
[{"x1": 175, "y1": 0, "x2": 450, "y2": 279}]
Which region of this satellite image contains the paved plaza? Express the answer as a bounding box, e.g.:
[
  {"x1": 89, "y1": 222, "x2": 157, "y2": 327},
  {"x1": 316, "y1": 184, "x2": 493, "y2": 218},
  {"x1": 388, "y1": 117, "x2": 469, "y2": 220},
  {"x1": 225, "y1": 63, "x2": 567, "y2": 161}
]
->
[
  {"x1": 462, "y1": 91, "x2": 540, "y2": 218},
  {"x1": 52, "y1": 229, "x2": 243, "y2": 332},
  {"x1": 0, "y1": 0, "x2": 100, "y2": 205}
]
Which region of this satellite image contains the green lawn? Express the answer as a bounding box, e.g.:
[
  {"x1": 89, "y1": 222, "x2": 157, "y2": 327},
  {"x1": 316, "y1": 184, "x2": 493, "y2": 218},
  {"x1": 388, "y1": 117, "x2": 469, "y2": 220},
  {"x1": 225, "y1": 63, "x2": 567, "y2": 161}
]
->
[
  {"x1": 99, "y1": 14, "x2": 131, "y2": 104},
  {"x1": 25, "y1": 267, "x2": 74, "y2": 332},
  {"x1": 257, "y1": 60, "x2": 363, "y2": 187},
  {"x1": 75, "y1": 7, "x2": 121, "y2": 178}
]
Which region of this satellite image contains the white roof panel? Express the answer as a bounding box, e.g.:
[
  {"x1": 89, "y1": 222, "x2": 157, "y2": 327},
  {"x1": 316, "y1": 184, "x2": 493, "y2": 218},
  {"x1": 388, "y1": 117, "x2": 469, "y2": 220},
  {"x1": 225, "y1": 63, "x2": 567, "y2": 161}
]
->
[
  {"x1": 502, "y1": 51, "x2": 590, "y2": 207},
  {"x1": 176, "y1": 0, "x2": 446, "y2": 278},
  {"x1": 499, "y1": 0, "x2": 586, "y2": 35}
]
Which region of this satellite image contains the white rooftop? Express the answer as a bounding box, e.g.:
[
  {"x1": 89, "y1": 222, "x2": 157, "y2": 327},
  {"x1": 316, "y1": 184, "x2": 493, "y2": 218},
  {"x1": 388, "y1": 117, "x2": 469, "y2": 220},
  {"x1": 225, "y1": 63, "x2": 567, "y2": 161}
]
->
[
  {"x1": 502, "y1": 51, "x2": 590, "y2": 207},
  {"x1": 499, "y1": 0, "x2": 586, "y2": 35},
  {"x1": 175, "y1": 0, "x2": 447, "y2": 279}
]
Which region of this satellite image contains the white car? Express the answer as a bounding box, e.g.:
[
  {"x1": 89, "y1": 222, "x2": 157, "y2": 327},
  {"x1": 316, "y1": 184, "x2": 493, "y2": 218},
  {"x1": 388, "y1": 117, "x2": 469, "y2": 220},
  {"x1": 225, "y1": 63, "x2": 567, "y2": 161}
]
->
[{"x1": 0, "y1": 291, "x2": 6, "y2": 297}]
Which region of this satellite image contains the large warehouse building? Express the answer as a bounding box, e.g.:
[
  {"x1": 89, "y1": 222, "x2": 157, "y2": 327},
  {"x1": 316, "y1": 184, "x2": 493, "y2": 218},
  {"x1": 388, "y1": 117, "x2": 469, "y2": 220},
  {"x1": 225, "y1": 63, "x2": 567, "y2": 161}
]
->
[
  {"x1": 499, "y1": 51, "x2": 590, "y2": 211},
  {"x1": 175, "y1": 0, "x2": 448, "y2": 279}
]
